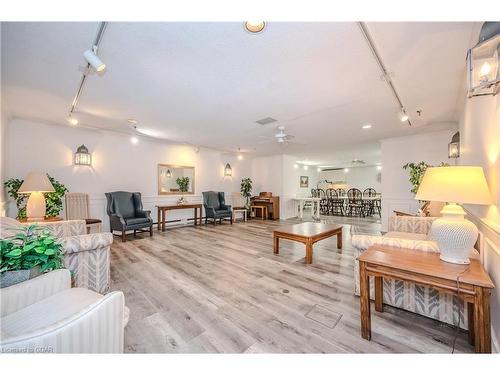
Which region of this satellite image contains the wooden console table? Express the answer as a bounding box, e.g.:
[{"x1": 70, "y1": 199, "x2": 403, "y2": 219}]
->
[
  {"x1": 358, "y1": 245, "x2": 494, "y2": 353},
  {"x1": 156, "y1": 204, "x2": 203, "y2": 232}
]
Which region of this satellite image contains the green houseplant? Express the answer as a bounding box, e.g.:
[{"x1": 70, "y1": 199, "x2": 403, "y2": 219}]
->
[
  {"x1": 0, "y1": 224, "x2": 64, "y2": 288},
  {"x1": 176, "y1": 177, "x2": 190, "y2": 192},
  {"x1": 4, "y1": 175, "x2": 68, "y2": 219},
  {"x1": 403, "y1": 161, "x2": 449, "y2": 194},
  {"x1": 240, "y1": 177, "x2": 253, "y2": 209}
]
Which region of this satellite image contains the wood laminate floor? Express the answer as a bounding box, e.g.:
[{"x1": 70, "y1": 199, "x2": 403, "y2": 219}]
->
[{"x1": 109, "y1": 214, "x2": 473, "y2": 353}]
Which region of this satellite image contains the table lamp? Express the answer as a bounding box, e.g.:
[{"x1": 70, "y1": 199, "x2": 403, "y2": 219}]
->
[
  {"x1": 18, "y1": 171, "x2": 55, "y2": 221},
  {"x1": 415, "y1": 166, "x2": 491, "y2": 264}
]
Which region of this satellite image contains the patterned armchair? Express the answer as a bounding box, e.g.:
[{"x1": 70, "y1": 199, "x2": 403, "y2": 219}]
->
[
  {"x1": 1, "y1": 217, "x2": 113, "y2": 294},
  {"x1": 352, "y1": 215, "x2": 469, "y2": 328}
]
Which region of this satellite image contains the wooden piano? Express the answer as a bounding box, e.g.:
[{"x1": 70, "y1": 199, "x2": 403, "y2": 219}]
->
[{"x1": 250, "y1": 192, "x2": 280, "y2": 220}]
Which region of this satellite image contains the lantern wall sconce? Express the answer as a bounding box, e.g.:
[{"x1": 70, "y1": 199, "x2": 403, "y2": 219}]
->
[
  {"x1": 448, "y1": 131, "x2": 460, "y2": 159},
  {"x1": 224, "y1": 163, "x2": 232, "y2": 177},
  {"x1": 74, "y1": 144, "x2": 92, "y2": 166},
  {"x1": 467, "y1": 22, "x2": 500, "y2": 97}
]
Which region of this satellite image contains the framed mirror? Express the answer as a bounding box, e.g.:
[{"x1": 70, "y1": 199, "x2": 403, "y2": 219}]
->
[{"x1": 158, "y1": 164, "x2": 195, "y2": 195}]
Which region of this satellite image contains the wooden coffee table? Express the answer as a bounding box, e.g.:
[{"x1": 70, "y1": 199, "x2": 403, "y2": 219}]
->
[{"x1": 273, "y1": 222, "x2": 343, "y2": 264}]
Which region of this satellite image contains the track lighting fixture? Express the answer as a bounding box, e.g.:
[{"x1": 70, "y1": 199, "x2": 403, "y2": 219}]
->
[
  {"x1": 67, "y1": 115, "x2": 78, "y2": 126},
  {"x1": 84, "y1": 48, "x2": 106, "y2": 74},
  {"x1": 399, "y1": 109, "x2": 409, "y2": 122}
]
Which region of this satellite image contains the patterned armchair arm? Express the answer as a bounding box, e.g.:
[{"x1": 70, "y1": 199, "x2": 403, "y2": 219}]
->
[
  {"x1": 25, "y1": 220, "x2": 87, "y2": 237},
  {"x1": 59, "y1": 233, "x2": 113, "y2": 254},
  {"x1": 352, "y1": 234, "x2": 439, "y2": 253},
  {"x1": 59, "y1": 233, "x2": 113, "y2": 294},
  {"x1": 388, "y1": 215, "x2": 436, "y2": 234}
]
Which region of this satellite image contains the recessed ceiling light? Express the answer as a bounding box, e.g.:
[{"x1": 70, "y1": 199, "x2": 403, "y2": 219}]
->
[
  {"x1": 237, "y1": 154, "x2": 243, "y2": 160},
  {"x1": 376, "y1": 165, "x2": 383, "y2": 171},
  {"x1": 344, "y1": 168, "x2": 349, "y2": 173},
  {"x1": 244, "y1": 21, "x2": 266, "y2": 33},
  {"x1": 362, "y1": 124, "x2": 372, "y2": 129},
  {"x1": 130, "y1": 136, "x2": 139, "y2": 144},
  {"x1": 303, "y1": 165, "x2": 309, "y2": 170},
  {"x1": 294, "y1": 164, "x2": 298, "y2": 169},
  {"x1": 317, "y1": 167, "x2": 321, "y2": 172}
]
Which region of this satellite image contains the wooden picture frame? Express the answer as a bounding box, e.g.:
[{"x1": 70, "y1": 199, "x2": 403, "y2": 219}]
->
[{"x1": 158, "y1": 164, "x2": 195, "y2": 195}]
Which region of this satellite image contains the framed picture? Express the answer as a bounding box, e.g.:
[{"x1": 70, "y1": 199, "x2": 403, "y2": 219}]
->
[{"x1": 300, "y1": 176, "x2": 309, "y2": 188}]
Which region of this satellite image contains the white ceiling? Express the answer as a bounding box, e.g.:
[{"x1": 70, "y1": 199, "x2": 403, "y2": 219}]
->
[{"x1": 1, "y1": 22, "x2": 480, "y2": 166}]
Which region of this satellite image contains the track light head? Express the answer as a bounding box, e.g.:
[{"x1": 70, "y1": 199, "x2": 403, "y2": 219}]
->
[
  {"x1": 83, "y1": 49, "x2": 106, "y2": 75},
  {"x1": 399, "y1": 109, "x2": 409, "y2": 122}
]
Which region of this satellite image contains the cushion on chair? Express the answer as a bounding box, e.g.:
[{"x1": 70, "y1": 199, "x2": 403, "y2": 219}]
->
[
  {"x1": 1, "y1": 288, "x2": 102, "y2": 338},
  {"x1": 124, "y1": 217, "x2": 151, "y2": 226},
  {"x1": 214, "y1": 209, "x2": 232, "y2": 217}
]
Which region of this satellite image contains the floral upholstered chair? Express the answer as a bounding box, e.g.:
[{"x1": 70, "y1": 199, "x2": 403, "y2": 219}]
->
[
  {"x1": 1, "y1": 217, "x2": 113, "y2": 294},
  {"x1": 351, "y1": 215, "x2": 475, "y2": 328}
]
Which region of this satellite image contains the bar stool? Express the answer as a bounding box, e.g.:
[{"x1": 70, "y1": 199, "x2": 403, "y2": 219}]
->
[{"x1": 251, "y1": 205, "x2": 268, "y2": 220}]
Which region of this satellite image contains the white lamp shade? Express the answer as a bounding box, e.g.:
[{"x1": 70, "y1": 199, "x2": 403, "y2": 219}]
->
[
  {"x1": 415, "y1": 166, "x2": 491, "y2": 205},
  {"x1": 18, "y1": 171, "x2": 55, "y2": 193}
]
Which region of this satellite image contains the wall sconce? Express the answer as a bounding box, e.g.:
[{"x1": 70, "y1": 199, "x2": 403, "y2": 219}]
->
[
  {"x1": 467, "y1": 22, "x2": 499, "y2": 97},
  {"x1": 74, "y1": 144, "x2": 92, "y2": 166},
  {"x1": 224, "y1": 163, "x2": 232, "y2": 177},
  {"x1": 448, "y1": 131, "x2": 460, "y2": 158}
]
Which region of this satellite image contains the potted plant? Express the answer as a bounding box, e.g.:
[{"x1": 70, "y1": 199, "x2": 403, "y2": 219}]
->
[
  {"x1": 176, "y1": 177, "x2": 190, "y2": 193},
  {"x1": 240, "y1": 177, "x2": 253, "y2": 209},
  {"x1": 4, "y1": 175, "x2": 68, "y2": 219},
  {"x1": 0, "y1": 224, "x2": 64, "y2": 288},
  {"x1": 403, "y1": 161, "x2": 449, "y2": 194}
]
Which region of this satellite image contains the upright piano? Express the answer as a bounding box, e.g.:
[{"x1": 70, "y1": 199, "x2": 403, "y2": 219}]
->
[{"x1": 250, "y1": 192, "x2": 280, "y2": 220}]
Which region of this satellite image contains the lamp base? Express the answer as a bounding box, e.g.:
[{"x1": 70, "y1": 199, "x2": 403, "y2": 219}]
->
[
  {"x1": 26, "y1": 191, "x2": 46, "y2": 221},
  {"x1": 431, "y1": 203, "x2": 478, "y2": 265}
]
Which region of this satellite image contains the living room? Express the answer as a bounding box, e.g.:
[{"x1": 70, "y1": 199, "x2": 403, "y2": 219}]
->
[{"x1": 1, "y1": 1, "x2": 500, "y2": 373}]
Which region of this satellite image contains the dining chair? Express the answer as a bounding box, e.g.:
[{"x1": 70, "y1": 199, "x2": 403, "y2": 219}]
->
[
  {"x1": 65, "y1": 192, "x2": 102, "y2": 233},
  {"x1": 328, "y1": 189, "x2": 344, "y2": 216},
  {"x1": 362, "y1": 188, "x2": 377, "y2": 216},
  {"x1": 347, "y1": 188, "x2": 364, "y2": 217},
  {"x1": 317, "y1": 189, "x2": 328, "y2": 215}
]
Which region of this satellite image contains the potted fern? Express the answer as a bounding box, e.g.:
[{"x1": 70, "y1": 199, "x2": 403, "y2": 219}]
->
[
  {"x1": 0, "y1": 224, "x2": 64, "y2": 288},
  {"x1": 176, "y1": 177, "x2": 190, "y2": 193},
  {"x1": 240, "y1": 177, "x2": 253, "y2": 210}
]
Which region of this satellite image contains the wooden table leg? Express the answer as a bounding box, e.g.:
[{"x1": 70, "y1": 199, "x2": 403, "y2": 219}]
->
[
  {"x1": 273, "y1": 235, "x2": 279, "y2": 254},
  {"x1": 200, "y1": 207, "x2": 203, "y2": 225},
  {"x1": 194, "y1": 207, "x2": 198, "y2": 226},
  {"x1": 473, "y1": 286, "x2": 491, "y2": 353},
  {"x1": 468, "y1": 302, "x2": 475, "y2": 346},
  {"x1": 305, "y1": 239, "x2": 313, "y2": 264},
  {"x1": 359, "y1": 261, "x2": 371, "y2": 340},
  {"x1": 162, "y1": 210, "x2": 166, "y2": 232},
  {"x1": 157, "y1": 207, "x2": 161, "y2": 231},
  {"x1": 337, "y1": 230, "x2": 342, "y2": 249},
  {"x1": 375, "y1": 276, "x2": 383, "y2": 312}
]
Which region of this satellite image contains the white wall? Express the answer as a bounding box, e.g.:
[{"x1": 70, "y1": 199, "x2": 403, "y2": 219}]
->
[
  {"x1": 319, "y1": 166, "x2": 381, "y2": 192},
  {"x1": 380, "y1": 129, "x2": 456, "y2": 231},
  {"x1": 251, "y1": 154, "x2": 319, "y2": 219},
  {"x1": 0, "y1": 23, "x2": 8, "y2": 216},
  {"x1": 458, "y1": 93, "x2": 500, "y2": 352},
  {"x1": 5, "y1": 119, "x2": 252, "y2": 228}
]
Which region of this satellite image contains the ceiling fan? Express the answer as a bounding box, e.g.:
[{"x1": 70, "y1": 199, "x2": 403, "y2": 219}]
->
[{"x1": 259, "y1": 125, "x2": 300, "y2": 145}]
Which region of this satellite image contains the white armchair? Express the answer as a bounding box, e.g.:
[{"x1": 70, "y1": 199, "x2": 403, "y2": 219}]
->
[
  {"x1": 352, "y1": 215, "x2": 469, "y2": 328},
  {"x1": 0, "y1": 269, "x2": 127, "y2": 353}
]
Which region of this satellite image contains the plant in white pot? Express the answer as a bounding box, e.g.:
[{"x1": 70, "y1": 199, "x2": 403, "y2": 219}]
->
[{"x1": 0, "y1": 224, "x2": 64, "y2": 288}]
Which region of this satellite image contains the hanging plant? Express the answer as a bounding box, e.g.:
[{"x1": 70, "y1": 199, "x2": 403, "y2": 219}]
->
[{"x1": 4, "y1": 174, "x2": 68, "y2": 219}]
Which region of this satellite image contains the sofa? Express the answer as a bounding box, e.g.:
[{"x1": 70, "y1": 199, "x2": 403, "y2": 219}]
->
[
  {"x1": 1, "y1": 217, "x2": 113, "y2": 294},
  {"x1": 0, "y1": 269, "x2": 127, "y2": 353},
  {"x1": 351, "y1": 215, "x2": 474, "y2": 328}
]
